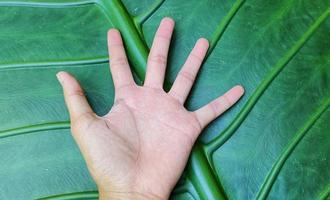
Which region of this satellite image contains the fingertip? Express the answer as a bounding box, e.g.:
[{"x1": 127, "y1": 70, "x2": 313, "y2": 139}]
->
[
  {"x1": 198, "y1": 38, "x2": 209, "y2": 48},
  {"x1": 56, "y1": 71, "x2": 68, "y2": 84},
  {"x1": 195, "y1": 38, "x2": 209, "y2": 54},
  {"x1": 56, "y1": 71, "x2": 80, "y2": 89},
  {"x1": 108, "y1": 28, "x2": 120, "y2": 36},
  {"x1": 159, "y1": 17, "x2": 175, "y2": 36},
  {"x1": 107, "y1": 28, "x2": 122, "y2": 45},
  {"x1": 234, "y1": 85, "x2": 245, "y2": 96},
  {"x1": 161, "y1": 17, "x2": 175, "y2": 26},
  {"x1": 226, "y1": 85, "x2": 245, "y2": 104}
]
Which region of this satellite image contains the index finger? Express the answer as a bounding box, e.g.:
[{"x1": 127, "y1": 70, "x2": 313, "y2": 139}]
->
[{"x1": 108, "y1": 29, "x2": 135, "y2": 90}]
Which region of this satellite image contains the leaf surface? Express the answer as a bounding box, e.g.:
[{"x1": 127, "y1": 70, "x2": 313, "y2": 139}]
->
[{"x1": 0, "y1": 0, "x2": 329, "y2": 199}]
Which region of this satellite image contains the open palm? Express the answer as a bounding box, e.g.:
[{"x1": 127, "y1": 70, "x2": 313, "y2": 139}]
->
[{"x1": 57, "y1": 18, "x2": 244, "y2": 199}]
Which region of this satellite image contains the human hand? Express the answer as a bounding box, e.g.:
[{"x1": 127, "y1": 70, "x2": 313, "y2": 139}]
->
[{"x1": 57, "y1": 17, "x2": 244, "y2": 200}]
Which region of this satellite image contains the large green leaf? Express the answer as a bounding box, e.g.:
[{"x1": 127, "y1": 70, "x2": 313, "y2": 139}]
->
[{"x1": 0, "y1": 0, "x2": 329, "y2": 199}]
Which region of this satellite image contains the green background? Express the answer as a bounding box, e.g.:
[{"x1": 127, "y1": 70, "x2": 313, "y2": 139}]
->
[{"x1": 0, "y1": 0, "x2": 329, "y2": 199}]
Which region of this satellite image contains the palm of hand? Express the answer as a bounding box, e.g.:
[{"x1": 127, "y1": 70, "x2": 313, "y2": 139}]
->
[
  {"x1": 81, "y1": 86, "x2": 201, "y2": 197},
  {"x1": 57, "y1": 18, "x2": 244, "y2": 199}
]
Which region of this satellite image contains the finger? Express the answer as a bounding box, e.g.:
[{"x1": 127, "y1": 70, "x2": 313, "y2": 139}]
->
[
  {"x1": 56, "y1": 71, "x2": 95, "y2": 123},
  {"x1": 144, "y1": 17, "x2": 175, "y2": 88},
  {"x1": 169, "y1": 38, "x2": 209, "y2": 103},
  {"x1": 194, "y1": 85, "x2": 244, "y2": 128},
  {"x1": 107, "y1": 29, "x2": 135, "y2": 90}
]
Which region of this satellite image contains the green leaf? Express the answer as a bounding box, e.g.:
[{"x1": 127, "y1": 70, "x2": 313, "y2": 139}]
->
[{"x1": 0, "y1": 0, "x2": 329, "y2": 199}]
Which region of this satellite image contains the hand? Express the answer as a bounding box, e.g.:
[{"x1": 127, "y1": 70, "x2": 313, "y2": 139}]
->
[{"x1": 57, "y1": 17, "x2": 244, "y2": 200}]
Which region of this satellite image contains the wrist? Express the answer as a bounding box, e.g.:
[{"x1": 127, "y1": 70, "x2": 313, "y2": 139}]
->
[
  {"x1": 99, "y1": 191, "x2": 164, "y2": 200},
  {"x1": 98, "y1": 185, "x2": 168, "y2": 200}
]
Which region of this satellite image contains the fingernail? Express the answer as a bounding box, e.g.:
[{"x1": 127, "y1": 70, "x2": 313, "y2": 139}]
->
[
  {"x1": 235, "y1": 85, "x2": 245, "y2": 96},
  {"x1": 161, "y1": 17, "x2": 175, "y2": 26},
  {"x1": 198, "y1": 38, "x2": 209, "y2": 47},
  {"x1": 56, "y1": 71, "x2": 64, "y2": 84}
]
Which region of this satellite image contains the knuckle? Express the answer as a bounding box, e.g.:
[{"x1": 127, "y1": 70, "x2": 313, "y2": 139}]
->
[
  {"x1": 156, "y1": 34, "x2": 171, "y2": 41},
  {"x1": 209, "y1": 101, "x2": 219, "y2": 118},
  {"x1": 111, "y1": 57, "x2": 129, "y2": 68},
  {"x1": 67, "y1": 89, "x2": 85, "y2": 98},
  {"x1": 169, "y1": 90, "x2": 184, "y2": 103},
  {"x1": 179, "y1": 70, "x2": 195, "y2": 82},
  {"x1": 189, "y1": 53, "x2": 203, "y2": 63},
  {"x1": 221, "y1": 95, "x2": 232, "y2": 108},
  {"x1": 148, "y1": 54, "x2": 167, "y2": 65},
  {"x1": 191, "y1": 111, "x2": 204, "y2": 131}
]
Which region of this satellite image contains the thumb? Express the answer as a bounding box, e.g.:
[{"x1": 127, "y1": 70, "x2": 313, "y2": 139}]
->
[{"x1": 56, "y1": 71, "x2": 95, "y2": 124}]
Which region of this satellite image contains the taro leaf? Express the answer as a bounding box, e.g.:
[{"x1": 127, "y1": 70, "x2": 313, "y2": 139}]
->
[{"x1": 0, "y1": 0, "x2": 329, "y2": 199}]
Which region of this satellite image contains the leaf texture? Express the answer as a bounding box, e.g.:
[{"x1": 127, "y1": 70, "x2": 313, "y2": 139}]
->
[{"x1": 0, "y1": 0, "x2": 329, "y2": 199}]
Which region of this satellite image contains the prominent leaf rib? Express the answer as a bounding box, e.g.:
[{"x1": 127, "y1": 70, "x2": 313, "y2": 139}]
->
[
  {"x1": 206, "y1": 0, "x2": 245, "y2": 57},
  {"x1": 220, "y1": 0, "x2": 296, "y2": 80},
  {"x1": 0, "y1": 121, "x2": 70, "y2": 138},
  {"x1": 1, "y1": 0, "x2": 329, "y2": 199},
  {"x1": 317, "y1": 183, "x2": 330, "y2": 200},
  {"x1": 97, "y1": 0, "x2": 149, "y2": 81},
  {"x1": 172, "y1": 180, "x2": 200, "y2": 199},
  {"x1": 37, "y1": 191, "x2": 98, "y2": 200},
  {"x1": 205, "y1": 9, "x2": 329, "y2": 156},
  {"x1": 134, "y1": 0, "x2": 165, "y2": 26},
  {"x1": 0, "y1": 1, "x2": 95, "y2": 8},
  {"x1": 188, "y1": 144, "x2": 227, "y2": 200},
  {"x1": 256, "y1": 98, "x2": 330, "y2": 200},
  {"x1": 0, "y1": 57, "x2": 108, "y2": 71}
]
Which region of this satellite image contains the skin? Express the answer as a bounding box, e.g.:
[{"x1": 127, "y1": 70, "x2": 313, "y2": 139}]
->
[{"x1": 57, "y1": 17, "x2": 244, "y2": 199}]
